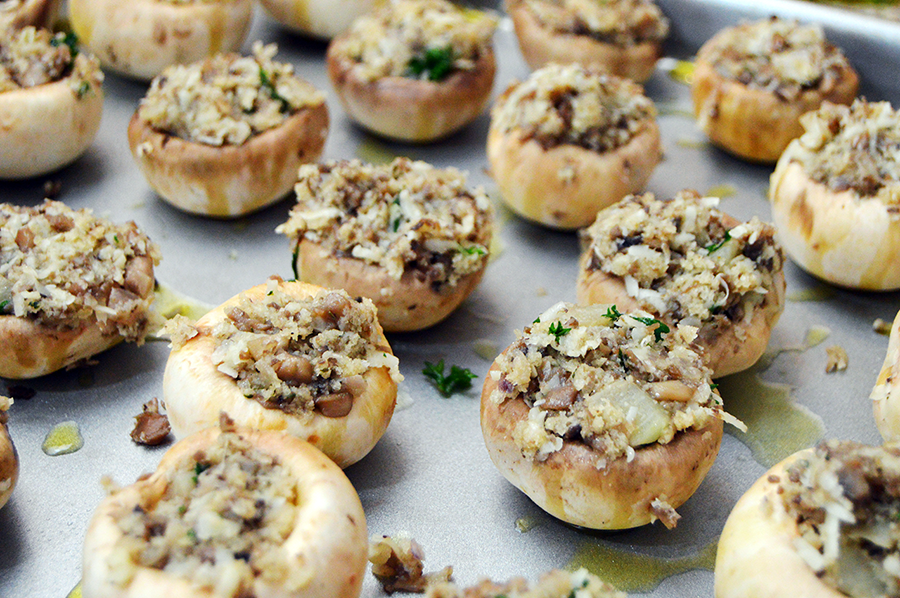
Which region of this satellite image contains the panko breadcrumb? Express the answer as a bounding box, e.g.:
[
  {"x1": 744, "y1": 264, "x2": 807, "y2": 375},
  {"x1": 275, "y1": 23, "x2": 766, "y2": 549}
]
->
[
  {"x1": 519, "y1": 0, "x2": 668, "y2": 48},
  {"x1": 137, "y1": 42, "x2": 324, "y2": 146},
  {"x1": 330, "y1": 0, "x2": 497, "y2": 82},
  {"x1": 0, "y1": 200, "x2": 160, "y2": 341}
]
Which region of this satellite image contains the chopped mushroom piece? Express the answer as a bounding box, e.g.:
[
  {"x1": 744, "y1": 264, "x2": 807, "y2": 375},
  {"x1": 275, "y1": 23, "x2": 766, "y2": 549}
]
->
[
  {"x1": 369, "y1": 533, "x2": 453, "y2": 594},
  {"x1": 130, "y1": 398, "x2": 171, "y2": 446}
]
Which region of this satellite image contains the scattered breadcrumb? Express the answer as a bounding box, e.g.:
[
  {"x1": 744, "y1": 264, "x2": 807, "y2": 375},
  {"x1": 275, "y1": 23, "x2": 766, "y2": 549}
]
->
[
  {"x1": 874, "y1": 318, "x2": 893, "y2": 335},
  {"x1": 369, "y1": 533, "x2": 453, "y2": 594},
  {"x1": 824, "y1": 345, "x2": 848, "y2": 373},
  {"x1": 650, "y1": 498, "x2": 681, "y2": 529}
]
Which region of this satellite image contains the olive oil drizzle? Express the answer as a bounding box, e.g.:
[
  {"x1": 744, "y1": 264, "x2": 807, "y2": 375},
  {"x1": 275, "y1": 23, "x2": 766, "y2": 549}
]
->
[
  {"x1": 567, "y1": 538, "x2": 717, "y2": 593},
  {"x1": 42, "y1": 421, "x2": 84, "y2": 456},
  {"x1": 717, "y1": 340, "x2": 826, "y2": 468}
]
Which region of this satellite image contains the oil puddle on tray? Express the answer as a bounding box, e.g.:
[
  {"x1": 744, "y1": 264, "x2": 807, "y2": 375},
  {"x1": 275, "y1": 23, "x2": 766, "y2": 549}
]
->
[
  {"x1": 567, "y1": 539, "x2": 717, "y2": 593},
  {"x1": 42, "y1": 421, "x2": 84, "y2": 456},
  {"x1": 716, "y1": 328, "x2": 828, "y2": 468}
]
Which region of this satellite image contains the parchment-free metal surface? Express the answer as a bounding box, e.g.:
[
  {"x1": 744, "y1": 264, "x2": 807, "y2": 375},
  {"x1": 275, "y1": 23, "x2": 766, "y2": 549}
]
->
[{"x1": 1, "y1": 2, "x2": 898, "y2": 596}]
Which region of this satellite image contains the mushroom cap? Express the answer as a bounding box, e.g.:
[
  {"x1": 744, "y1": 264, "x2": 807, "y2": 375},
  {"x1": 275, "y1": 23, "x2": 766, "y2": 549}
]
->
[
  {"x1": 294, "y1": 238, "x2": 487, "y2": 333},
  {"x1": 480, "y1": 357, "x2": 723, "y2": 529},
  {"x1": 575, "y1": 216, "x2": 787, "y2": 378},
  {"x1": 770, "y1": 160, "x2": 900, "y2": 290},
  {"x1": 714, "y1": 449, "x2": 845, "y2": 598},
  {"x1": 872, "y1": 309, "x2": 900, "y2": 441},
  {"x1": 326, "y1": 46, "x2": 496, "y2": 142},
  {"x1": 128, "y1": 103, "x2": 329, "y2": 218},
  {"x1": 0, "y1": 0, "x2": 60, "y2": 31},
  {"x1": 506, "y1": 0, "x2": 662, "y2": 83},
  {"x1": 82, "y1": 425, "x2": 368, "y2": 598},
  {"x1": 0, "y1": 76, "x2": 103, "y2": 179},
  {"x1": 257, "y1": 0, "x2": 386, "y2": 39},
  {"x1": 486, "y1": 122, "x2": 661, "y2": 230},
  {"x1": 163, "y1": 281, "x2": 397, "y2": 469},
  {"x1": 69, "y1": 0, "x2": 253, "y2": 81},
  {"x1": 0, "y1": 315, "x2": 123, "y2": 380},
  {"x1": 0, "y1": 418, "x2": 18, "y2": 511},
  {"x1": 691, "y1": 57, "x2": 858, "y2": 164}
]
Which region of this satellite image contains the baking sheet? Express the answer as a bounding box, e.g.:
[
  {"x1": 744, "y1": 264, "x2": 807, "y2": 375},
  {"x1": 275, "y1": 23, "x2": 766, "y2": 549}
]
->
[{"x1": 2, "y1": 1, "x2": 899, "y2": 596}]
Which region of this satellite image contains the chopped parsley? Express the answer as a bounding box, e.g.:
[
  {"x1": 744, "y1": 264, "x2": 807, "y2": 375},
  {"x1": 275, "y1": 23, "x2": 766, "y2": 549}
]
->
[
  {"x1": 390, "y1": 197, "x2": 402, "y2": 232},
  {"x1": 406, "y1": 46, "x2": 455, "y2": 81},
  {"x1": 617, "y1": 349, "x2": 629, "y2": 372},
  {"x1": 76, "y1": 81, "x2": 92, "y2": 99},
  {"x1": 259, "y1": 67, "x2": 290, "y2": 113},
  {"x1": 630, "y1": 316, "x2": 670, "y2": 342},
  {"x1": 604, "y1": 305, "x2": 622, "y2": 321},
  {"x1": 51, "y1": 32, "x2": 79, "y2": 57},
  {"x1": 186, "y1": 529, "x2": 197, "y2": 542},
  {"x1": 706, "y1": 231, "x2": 732, "y2": 253},
  {"x1": 192, "y1": 462, "x2": 211, "y2": 484},
  {"x1": 291, "y1": 245, "x2": 300, "y2": 280},
  {"x1": 0, "y1": 300, "x2": 8, "y2": 311},
  {"x1": 548, "y1": 321, "x2": 571, "y2": 342},
  {"x1": 423, "y1": 359, "x2": 477, "y2": 397},
  {"x1": 533, "y1": 317, "x2": 541, "y2": 324},
  {"x1": 459, "y1": 245, "x2": 486, "y2": 256}
]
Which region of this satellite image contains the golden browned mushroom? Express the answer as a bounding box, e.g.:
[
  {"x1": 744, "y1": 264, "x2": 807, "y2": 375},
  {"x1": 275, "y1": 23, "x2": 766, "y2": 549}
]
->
[
  {"x1": 691, "y1": 16, "x2": 858, "y2": 164},
  {"x1": 0, "y1": 396, "x2": 17, "y2": 510},
  {"x1": 715, "y1": 440, "x2": 900, "y2": 598},
  {"x1": 577, "y1": 190, "x2": 786, "y2": 377},
  {"x1": 770, "y1": 99, "x2": 900, "y2": 290},
  {"x1": 68, "y1": 0, "x2": 252, "y2": 81},
  {"x1": 128, "y1": 43, "x2": 328, "y2": 218},
  {"x1": 82, "y1": 416, "x2": 369, "y2": 598},
  {"x1": 326, "y1": 0, "x2": 497, "y2": 142},
  {"x1": 276, "y1": 158, "x2": 493, "y2": 333},
  {"x1": 487, "y1": 63, "x2": 661, "y2": 230},
  {"x1": 162, "y1": 279, "x2": 401, "y2": 469},
  {"x1": 0, "y1": 27, "x2": 103, "y2": 179},
  {"x1": 481, "y1": 302, "x2": 732, "y2": 530},
  {"x1": 505, "y1": 0, "x2": 669, "y2": 83},
  {"x1": 0, "y1": 201, "x2": 160, "y2": 379}
]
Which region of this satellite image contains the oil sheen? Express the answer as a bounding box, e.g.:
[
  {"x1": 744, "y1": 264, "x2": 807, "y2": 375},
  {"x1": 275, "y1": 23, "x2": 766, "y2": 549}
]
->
[
  {"x1": 567, "y1": 538, "x2": 717, "y2": 592},
  {"x1": 42, "y1": 421, "x2": 84, "y2": 456}
]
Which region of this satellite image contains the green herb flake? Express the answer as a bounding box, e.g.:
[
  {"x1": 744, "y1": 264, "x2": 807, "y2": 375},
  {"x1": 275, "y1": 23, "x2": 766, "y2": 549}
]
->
[
  {"x1": 406, "y1": 46, "x2": 455, "y2": 82},
  {"x1": 51, "y1": 32, "x2": 79, "y2": 57},
  {"x1": 0, "y1": 300, "x2": 8, "y2": 311},
  {"x1": 291, "y1": 245, "x2": 301, "y2": 280},
  {"x1": 548, "y1": 321, "x2": 571, "y2": 342},
  {"x1": 192, "y1": 462, "x2": 211, "y2": 484},
  {"x1": 187, "y1": 529, "x2": 197, "y2": 542},
  {"x1": 617, "y1": 349, "x2": 628, "y2": 372},
  {"x1": 459, "y1": 245, "x2": 486, "y2": 256},
  {"x1": 631, "y1": 316, "x2": 670, "y2": 342},
  {"x1": 706, "y1": 230, "x2": 732, "y2": 253},
  {"x1": 259, "y1": 67, "x2": 290, "y2": 113},
  {"x1": 422, "y1": 359, "x2": 477, "y2": 397},
  {"x1": 604, "y1": 305, "x2": 622, "y2": 321},
  {"x1": 390, "y1": 197, "x2": 402, "y2": 232},
  {"x1": 533, "y1": 317, "x2": 541, "y2": 324}
]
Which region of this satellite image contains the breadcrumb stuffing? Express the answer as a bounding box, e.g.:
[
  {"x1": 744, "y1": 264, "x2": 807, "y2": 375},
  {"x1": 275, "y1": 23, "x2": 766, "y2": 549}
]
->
[
  {"x1": 369, "y1": 533, "x2": 453, "y2": 594},
  {"x1": 780, "y1": 99, "x2": 900, "y2": 203},
  {"x1": 697, "y1": 16, "x2": 853, "y2": 100},
  {"x1": 110, "y1": 422, "x2": 303, "y2": 597},
  {"x1": 0, "y1": 26, "x2": 103, "y2": 95},
  {"x1": 521, "y1": 0, "x2": 669, "y2": 47},
  {"x1": 779, "y1": 440, "x2": 900, "y2": 597},
  {"x1": 490, "y1": 63, "x2": 657, "y2": 152},
  {"x1": 138, "y1": 42, "x2": 324, "y2": 146},
  {"x1": 277, "y1": 158, "x2": 493, "y2": 288},
  {"x1": 165, "y1": 280, "x2": 401, "y2": 417},
  {"x1": 581, "y1": 190, "x2": 783, "y2": 345},
  {"x1": 0, "y1": 200, "x2": 160, "y2": 341},
  {"x1": 490, "y1": 302, "x2": 723, "y2": 466},
  {"x1": 331, "y1": 0, "x2": 497, "y2": 82}
]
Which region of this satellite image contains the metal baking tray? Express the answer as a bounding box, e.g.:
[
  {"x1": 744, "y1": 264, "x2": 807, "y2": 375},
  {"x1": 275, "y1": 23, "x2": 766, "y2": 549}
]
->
[{"x1": 2, "y1": 1, "x2": 899, "y2": 595}]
